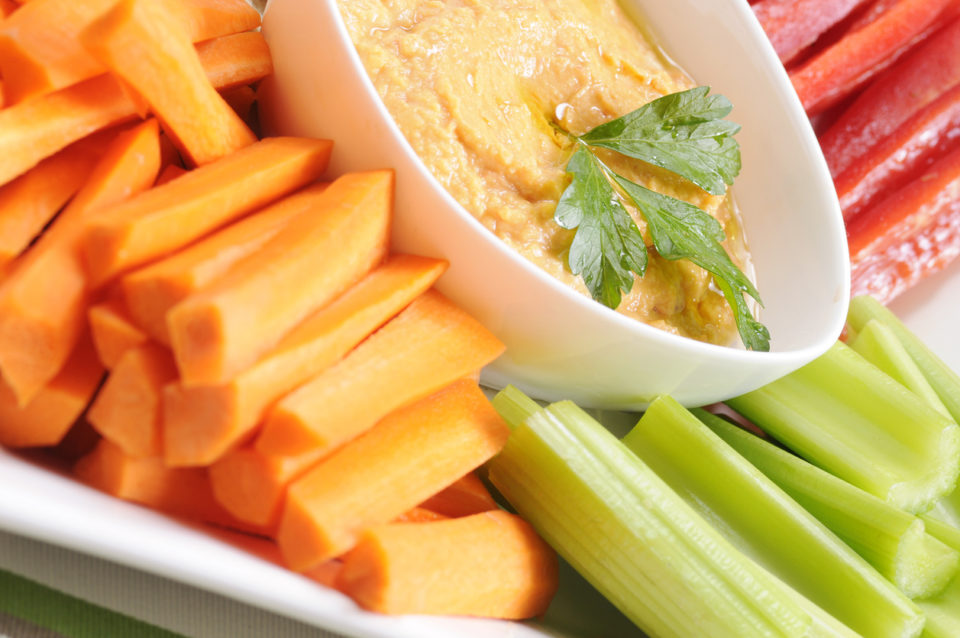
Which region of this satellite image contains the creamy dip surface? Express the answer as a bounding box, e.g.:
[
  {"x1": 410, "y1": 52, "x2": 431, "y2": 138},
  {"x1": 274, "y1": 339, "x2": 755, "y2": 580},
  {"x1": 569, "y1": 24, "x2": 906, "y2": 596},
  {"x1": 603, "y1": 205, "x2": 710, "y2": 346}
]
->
[{"x1": 338, "y1": 0, "x2": 750, "y2": 345}]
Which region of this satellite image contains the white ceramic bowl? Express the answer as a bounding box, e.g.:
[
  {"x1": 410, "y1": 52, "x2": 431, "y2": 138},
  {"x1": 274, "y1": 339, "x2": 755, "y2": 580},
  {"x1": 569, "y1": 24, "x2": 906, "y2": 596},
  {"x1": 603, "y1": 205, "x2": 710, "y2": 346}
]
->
[{"x1": 258, "y1": 0, "x2": 850, "y2": 409}]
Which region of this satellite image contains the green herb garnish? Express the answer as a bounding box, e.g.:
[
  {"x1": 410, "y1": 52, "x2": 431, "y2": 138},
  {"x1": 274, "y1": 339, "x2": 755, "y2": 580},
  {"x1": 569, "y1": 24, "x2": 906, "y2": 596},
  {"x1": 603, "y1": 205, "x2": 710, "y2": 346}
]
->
[{"x1": 554, "y1": 86, "x2": 769, "y2": 351}]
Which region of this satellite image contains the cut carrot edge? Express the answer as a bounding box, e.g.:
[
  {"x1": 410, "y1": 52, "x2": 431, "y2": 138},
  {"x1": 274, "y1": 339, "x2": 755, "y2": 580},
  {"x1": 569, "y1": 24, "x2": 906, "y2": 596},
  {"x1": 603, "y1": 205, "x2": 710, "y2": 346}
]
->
[
  {"x1": 0, "y1": 333, "x2": 104, "y2": 448},
  {"x1": 87, "y1": 343, "x2": 177, "y2": 458},
  {"x1": 277, "y1": 379, "x2": 510, "y2": 571},
  {"x1": 419, "y1": 471, "x2": 500, "y2": 518},
  {"x1": 336, "y1": 511, "x2": 558, "y2": 619},
  {"x1": 88, "y1": 297, "x2": 149, "y2": 369}
]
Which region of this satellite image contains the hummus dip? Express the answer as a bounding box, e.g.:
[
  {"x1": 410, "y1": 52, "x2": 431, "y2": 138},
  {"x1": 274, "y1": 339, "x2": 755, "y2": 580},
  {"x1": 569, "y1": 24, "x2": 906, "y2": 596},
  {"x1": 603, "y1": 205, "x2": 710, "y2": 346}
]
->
[{"x1": 338, "y1": 0, "x2": 751, "y2": 345}]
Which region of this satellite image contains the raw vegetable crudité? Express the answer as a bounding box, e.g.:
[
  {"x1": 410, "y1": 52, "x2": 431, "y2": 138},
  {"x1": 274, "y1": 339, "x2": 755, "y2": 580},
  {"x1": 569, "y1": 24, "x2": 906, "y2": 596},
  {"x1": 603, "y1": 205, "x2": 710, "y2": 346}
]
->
[
  {"x1": 0, "y1": 0, "x2": 558, "y2": 621},
  {"x1": 491, "y1": 295, "x2": 960, "y2": 636},
  {"x1": 751, "y1": 0, "x2": 960, "y2": 303}
]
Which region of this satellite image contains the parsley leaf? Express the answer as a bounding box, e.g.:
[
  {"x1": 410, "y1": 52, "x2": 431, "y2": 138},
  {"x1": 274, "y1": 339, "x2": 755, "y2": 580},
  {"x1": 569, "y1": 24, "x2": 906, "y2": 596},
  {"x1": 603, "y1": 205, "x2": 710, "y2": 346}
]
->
[
  {"x1": 555, "y1": 145, "x2": 648, "y2": 309},
  {"x1": 612, "y1": 175, "x2": 770, "y2": 352},
  {"x1": 554, "y1": 86, "x2": 770, "y2": 351},
  {"x1": 579, "y1": 86, "x2": 741, "y2": 196}
]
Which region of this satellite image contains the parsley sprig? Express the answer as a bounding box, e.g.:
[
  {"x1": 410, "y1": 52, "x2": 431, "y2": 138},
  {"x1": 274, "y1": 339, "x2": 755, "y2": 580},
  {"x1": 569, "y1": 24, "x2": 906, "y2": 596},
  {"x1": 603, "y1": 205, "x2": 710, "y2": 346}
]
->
[{"x1": 554, "y1": 86, "x2": 770, "y2": 351}]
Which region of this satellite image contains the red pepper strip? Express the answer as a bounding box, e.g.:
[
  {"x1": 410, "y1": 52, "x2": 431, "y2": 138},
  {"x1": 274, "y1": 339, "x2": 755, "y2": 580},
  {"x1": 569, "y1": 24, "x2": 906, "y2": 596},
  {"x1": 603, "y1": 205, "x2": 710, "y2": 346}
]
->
[
  {"x1": 819, "y1": 15, "x2": 960, "y2": 178},
  {"x1": 837, "y1": 82, "x2": 960, "y2": 221},
  {"x1": 754, "y1": 0, "x2": 869, "y2": 65},
  {"x1": 790, "y1": 0, "x2": 956, "y2": 116},
  {"x1": 848, "y1": 146, "x2": 960, "y2": 303}
]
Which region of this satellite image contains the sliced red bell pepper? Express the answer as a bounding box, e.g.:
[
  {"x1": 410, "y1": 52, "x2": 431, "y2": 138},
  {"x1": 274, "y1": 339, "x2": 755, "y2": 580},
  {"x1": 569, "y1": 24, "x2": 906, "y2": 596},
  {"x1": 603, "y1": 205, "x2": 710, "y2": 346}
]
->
[
  {"x1": 753, "y1": 0, "x2": 869, "y2": 65},
  {"x1": 790, "y1": 0, "x2": 957, "y2": 116},
  {"x1": 819, "y1": 15, "x2": 960, "y2": 177},
  {"x1": 836, "y1": 82, "x2": 960, "y2": 221},
  {"x1": 848, "y1": 145, "x2": 960, "y2": 303}
]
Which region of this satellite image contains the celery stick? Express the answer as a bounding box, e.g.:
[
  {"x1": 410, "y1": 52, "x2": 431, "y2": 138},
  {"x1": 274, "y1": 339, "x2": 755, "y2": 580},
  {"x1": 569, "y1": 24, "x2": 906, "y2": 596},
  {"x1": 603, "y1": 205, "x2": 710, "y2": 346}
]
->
[
  {"x1": 849, "y1": 320, "x2": 951, "y2": 418},
  {"x1": 726, "y1": 341, "x2": 960, "y2": 513},
  {"x1": 847, "y1": 295, "x2": 960, "y2": 424},
  {"x1": 698, "y1": 409, "x2": 959, "y2": 601},
  {"x1": 916, "y1": 516, "x2": 960, "y2": 638},
  {"x1": 491, "y1": 384, "x2": 542, "y2": 430},
  {"x1": 621, "y1": 396, "x2": 923, "y2": 637},
  {"x1": 486, "y1": 389, "x2": 853, "y2": 638}
]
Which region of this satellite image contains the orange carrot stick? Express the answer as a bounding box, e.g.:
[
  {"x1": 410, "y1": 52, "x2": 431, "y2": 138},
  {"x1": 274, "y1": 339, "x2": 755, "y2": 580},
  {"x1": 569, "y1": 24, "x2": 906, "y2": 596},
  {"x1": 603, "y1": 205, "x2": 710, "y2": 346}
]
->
[
  {"x1": 154, "y1": 164, "x2": 188, "y2": 187},
  {"x1": 82, "y1": 137, "x2": 333, "y2": 288},
  {"x1": 336, "y1": 511, "x2": 558, "y2": 618},
  {"x1": 0, "y1": 137, "x2": 103, "y2": 267},
  {"x1": 121, "y1": 182, "x2": 332, "y2": 345},
  {"x1": 276, "y1": 380, "x2": 510, "y2": 571},
  {"x1": 0, "y1": 0, "x2": 260, "y2": 105},
  {"x1": 167, "y1": 254, "x2": 445, "y2": 467},
  {"x1": 221, "y1": 85, "x2": 257, "y2": 129},
  {"x1": 0, "y1": 0, "x2": 17, "y2": 17},
  {"x1": 0, "y1": 32, "x2": 272, "y2": 188},
  {"x1": 209, "y1": 446, "x2": 313, "y2": 527},
  {"x1": 88, "y1": 297, "x2": 149, "y2": 369},
  {"x1": 87, "y1": 343, "x2": 177, "y2": 458},
  {"x1": 391, "y1": 508, "x2": 449, "y2": 524},
  {"x1": 73, "y1": 438, "x2": 270, "y2": 535},
  {"x1": 419, "y1": 472, "x2": 499, "y2": 518},
  {"x1": 0, "y1": 120, "x2": 160, "y2": 406},
  {"x1": 167, "y1": 171, "x2": 391, "y2": 387},
  {"x1": 81, "y1": 0, "x2": 256, "y2": 167},
  {"x1": 158, "y1": 134, "x2": 183, "y2": 172},
  {"x1": 0, "y1": 334, "x2": 104, "y2": 448},
  {"x1": 193, "y1": 32, "x2": 273, "y2": 92},
  {"x1": 256, "y1": 290, "x2": 505, "y2": 458}
]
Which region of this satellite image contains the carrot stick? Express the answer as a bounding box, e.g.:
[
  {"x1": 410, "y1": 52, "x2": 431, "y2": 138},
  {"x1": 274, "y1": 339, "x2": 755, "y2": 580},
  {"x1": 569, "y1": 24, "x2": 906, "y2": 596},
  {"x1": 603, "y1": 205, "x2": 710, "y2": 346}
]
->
[
  {"x1": 221, "y1": 85, "x2": 257, "y2": 129},
  {"x1": 336, "y1": 511, "x2": 558, "y2": 619},
  {"x1": 392, "y1": 508, "x2": 449, "y2": 524},
  {"x1": 0, "y1": 0, "x2": 260, "y2": 105},
  {"x1": 193, "y1": 32, "x2": 273, "y2": 92},
  {"x1": 276, "y1": 380, "x2": 510, "y2": 571},
  {"x1": 419, "y1": 472, "x2": 499, "y2": 518},
  {"x1": 0, "y1": 334, "x2": 104, "y2": 448},
  {"x1": 88, "y1": 297, "x2": 149, "y2": 369},
  {"x1": 166, "y1": 254, "x2": 446, "y2": 467},
  {"x1": 256, "y1": 289, "x2": 506, "y2": 458},
  {"x1": 158, "y1": 134, "x2": 183, "y2": 172},
  {"x1": 0, "y1": 0, "x2": 17, "y2": 17},
  {"x1": 166, "y1": 171, "x2": 391, "y2": 387},
  {"x1": 0, "y1": 136, "x2": 103, "y2": 268},
  {"x1": 73, "y1": 438, "x2": 271, "y2": 535},
  {"x1": 154, "y1": 164, "x2": 188, "y2": 187},
  {"x1": 305, "y1": 561, "x2": 344, "y2": 589},
  {"x1": 0, "y1": 31, "x2": 273, "y2": 189},
  {"x1": 81, "y1": 0, "x2": 256, "y2": 168},
  {"x1": 87, "y1": 343, "x2": 178, "y2": 458},
  {"x1": 82, "y1": 137, "x2": 332, "y2": 289},
  {"x1": 0, "y1": 120, "x2": 160, "y2": 406},
  {"x1": 121, "y1": 182, "x2": 332, "y2": 345},
  {"x1": 789, "y1": 0, "x2": 956, "y2": 115}
]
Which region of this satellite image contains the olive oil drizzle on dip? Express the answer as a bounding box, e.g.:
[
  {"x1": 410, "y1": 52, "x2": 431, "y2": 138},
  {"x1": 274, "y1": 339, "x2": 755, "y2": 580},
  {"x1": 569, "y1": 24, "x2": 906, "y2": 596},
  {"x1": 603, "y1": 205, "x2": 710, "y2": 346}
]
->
[{"x1": 338, "y1": 0, "x2": 753, "y2": 346}]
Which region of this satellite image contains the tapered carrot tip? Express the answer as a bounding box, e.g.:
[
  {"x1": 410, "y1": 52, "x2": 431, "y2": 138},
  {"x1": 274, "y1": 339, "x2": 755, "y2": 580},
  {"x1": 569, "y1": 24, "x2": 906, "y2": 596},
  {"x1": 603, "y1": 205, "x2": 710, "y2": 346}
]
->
[
  {"x1": 87, "y1": 343, "x2": 177, "y2": 458},
  {"x1": 336, "y1": 511, "x2": 559, "y2": 619}
]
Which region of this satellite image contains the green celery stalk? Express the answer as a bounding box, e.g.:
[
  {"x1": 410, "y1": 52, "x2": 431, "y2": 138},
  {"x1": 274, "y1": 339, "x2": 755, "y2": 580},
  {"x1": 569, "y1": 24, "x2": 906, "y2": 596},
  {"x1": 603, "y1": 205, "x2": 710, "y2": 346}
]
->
[
  {"x1": 621, "y1": 396, "x2": 923, "y2": 637},
  {"x1": 915, "y1": 516, "x2": 960, "y2": 637},
  {"x1": 487, "y1": 387, "x2": 856, "y2": 638},
  {"x1": 696, "y1": 408, "x2": 958, "y2": 601},
  {"x1": 725, "y1": 341, "x2": 960, "y2": 513},
  {"x1": 847, "y1": 295, "x2": 960, "y2": 424},
  {"x1": 848, "y1": 319, "x2": 951, "y2": 418}
]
